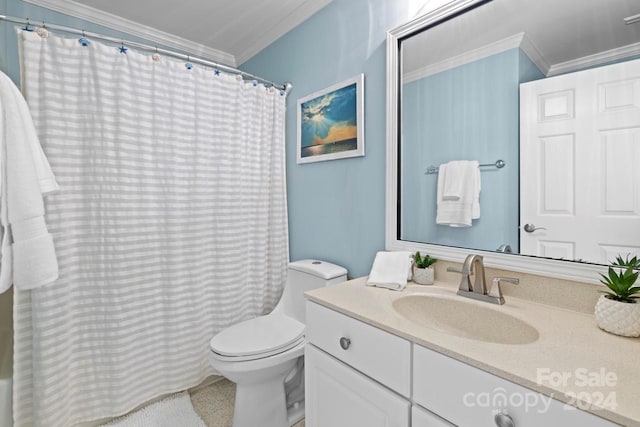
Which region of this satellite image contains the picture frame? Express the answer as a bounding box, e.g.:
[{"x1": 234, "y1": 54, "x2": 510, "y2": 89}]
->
[{"x1": 297, "y1": 74, "x2": 365, "y2": 164}]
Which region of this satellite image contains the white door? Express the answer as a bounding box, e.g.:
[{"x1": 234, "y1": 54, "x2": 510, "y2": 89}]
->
[
  {"x1": 305, "y1": 344, "x2": 410, "y2": 427},
  {"x1": 520, "y1": 59, "x2": 640, "y2": 264}
]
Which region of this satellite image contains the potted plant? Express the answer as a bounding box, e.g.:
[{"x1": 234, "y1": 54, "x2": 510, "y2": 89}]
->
[
  {"x1": 412, "y1": 251, "x2": 438, "y2": 285},
  {"x1": 595, "y1": 255, "x2": 640, "y2": 337}
]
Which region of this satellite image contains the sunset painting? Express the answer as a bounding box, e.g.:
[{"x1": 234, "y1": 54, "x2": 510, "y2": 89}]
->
[{"x1": 297, "y1": 75, "x2": 364, "y2": 163}]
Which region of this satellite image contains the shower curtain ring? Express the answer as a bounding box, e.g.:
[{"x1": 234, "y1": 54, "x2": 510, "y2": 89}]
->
[{"x1": 36, "y1": 20, "x2": 49, "y2": 38}]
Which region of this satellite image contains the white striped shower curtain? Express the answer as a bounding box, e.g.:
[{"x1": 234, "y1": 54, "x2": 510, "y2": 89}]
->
[{"x1": 14, "y1": 30, "x2": 288, "y2": 426}]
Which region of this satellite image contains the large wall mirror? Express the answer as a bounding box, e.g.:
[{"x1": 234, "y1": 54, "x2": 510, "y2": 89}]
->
[{"x1": 386, "y1": 0, "x2": 640, "y2": 283}]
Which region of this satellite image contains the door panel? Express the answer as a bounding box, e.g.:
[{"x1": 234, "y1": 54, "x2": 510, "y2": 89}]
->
[{"x1": 520, "y1": 59, "x2": 640, "y2": 264}]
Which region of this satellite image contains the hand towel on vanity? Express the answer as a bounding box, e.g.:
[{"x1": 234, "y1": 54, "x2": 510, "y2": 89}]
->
[
  {"x1": 436, "y1": 160, "x2": 480, "y2": 227},
  {"x1": 366, "y1": 251, "x2": 413, "y2": 291},
  {"x1": 0, "y1": 70, "x2": 59, "y2": 294}
]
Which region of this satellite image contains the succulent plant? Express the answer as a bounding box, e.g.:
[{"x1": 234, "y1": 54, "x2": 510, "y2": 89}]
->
[
  {"x1": 413, "y1": 251, "x2": 438, "y2": 269},
  {"x1": 599, "y1": 255, "x2": 640, "y2": 303}
]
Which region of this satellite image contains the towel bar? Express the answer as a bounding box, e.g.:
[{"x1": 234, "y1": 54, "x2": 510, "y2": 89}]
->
[{"x1": 425, "y1": 159, "x2": 505, "y2": 175}]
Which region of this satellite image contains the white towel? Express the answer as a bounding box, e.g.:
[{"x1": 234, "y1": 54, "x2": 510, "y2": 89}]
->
[
  {"x1": 442, "y1": 161, "x2": 465, "y2": 200},
  {"x1": 0, "y1": 70, "x2": 59, "y2": 294},
  {"x1": 366, "y1": 251, "x2": 413, "y2": 291},
  {"x1": 436, "y1": 160, "x2": 481, "y2": 227}
]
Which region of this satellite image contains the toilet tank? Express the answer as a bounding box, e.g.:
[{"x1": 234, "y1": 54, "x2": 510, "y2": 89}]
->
[{"x1": 272, "y1": 259, "x2": 347, "y2": 324}]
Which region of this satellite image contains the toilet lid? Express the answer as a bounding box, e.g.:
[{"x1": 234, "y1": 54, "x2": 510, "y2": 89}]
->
[{"x1": 210, "y1": 313, "x2": 305, "y2": 360}]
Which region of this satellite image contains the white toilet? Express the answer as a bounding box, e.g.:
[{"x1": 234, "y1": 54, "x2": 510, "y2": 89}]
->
[{"x1": 209, "y1": 259, "x2": 347, "y2": 427}]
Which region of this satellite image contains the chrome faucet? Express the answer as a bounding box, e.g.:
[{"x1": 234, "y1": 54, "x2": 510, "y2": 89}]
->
[{"x1": 447, "y1": 254, "x2": 519, "y2": 305}]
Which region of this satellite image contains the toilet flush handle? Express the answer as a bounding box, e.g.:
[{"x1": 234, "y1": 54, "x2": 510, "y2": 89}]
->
[{"x1": 339, "y1": 337, "x2": 351, "y2": 350}]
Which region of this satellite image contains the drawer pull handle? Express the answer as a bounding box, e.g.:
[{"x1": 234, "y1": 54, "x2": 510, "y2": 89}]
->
[
  {"x1": 495, "y1": 413, "x2": 515, "y2": 427},
  {"x1": 339, "y1": 337, "x2": 351, "y2": 350}
]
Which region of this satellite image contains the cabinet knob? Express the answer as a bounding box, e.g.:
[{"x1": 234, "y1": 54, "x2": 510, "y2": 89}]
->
[
  {"x1": 494, "y1": 412, "x2": 515, "y2": 427},
  {"x1": 339, "y1": 337, "x2": 351, "y2": 350}
]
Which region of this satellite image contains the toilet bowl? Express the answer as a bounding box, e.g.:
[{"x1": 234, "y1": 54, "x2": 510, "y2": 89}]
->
[{"x1": 209, "y1": 259, "x2": 347, "y2": 427}]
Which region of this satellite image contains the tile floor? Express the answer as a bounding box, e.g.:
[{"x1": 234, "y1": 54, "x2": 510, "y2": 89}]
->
[{"x1": 189, "y1": 378, "x2": 305, "y2": 427}]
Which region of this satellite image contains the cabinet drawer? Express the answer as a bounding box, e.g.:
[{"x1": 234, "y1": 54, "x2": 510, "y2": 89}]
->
[
  {"x1": 412, "y1": 405, "x2": 455, "y2": 427},
  {"x1": 413, "y1": 345, "x2": 619, "y2": 427},
  {"x1": 305, "y1": 344, "x2": 410, "y2": 427},
  {"x1": 306, "y1": 301, "x2": 411, "y2": 397}
]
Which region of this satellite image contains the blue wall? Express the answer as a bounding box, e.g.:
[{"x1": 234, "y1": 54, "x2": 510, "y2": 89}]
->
[
  {"x1": 242, "y1": 0, "x2": 422, "y2": 277},
  {"x1": 401, "y1": 48, "x2": 543, "y2": 253}
]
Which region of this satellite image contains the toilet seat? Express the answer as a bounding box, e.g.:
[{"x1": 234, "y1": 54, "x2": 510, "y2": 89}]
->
[{"x1": 210, "y1": 313, "x2": 305, "y2": 362}]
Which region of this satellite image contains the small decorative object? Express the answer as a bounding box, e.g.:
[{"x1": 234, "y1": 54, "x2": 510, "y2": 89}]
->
[
  {"x1": 151, "y1": 53, "x2": 161, "y2": 62},
  {"x1": 22, "y1": 21, "x2": 34, "y2": 32},
  {"x1": 78, "y1": 37, "x2": 90, "y2": 47},
  {"x1": 297, "y1": 74, "x2": 365, "y2": 164},
  {"x1": 185, "y1": 61, "x2": 193, "y2": 70},
  {"x1": 595, "y1": 255, "x2": 640, "y2": 337},
  {"x1": 412, "y1": 251, "x2": 438, "y2": 285},
  {"x1": 36, "y1": 26, "x2": 49, "y2": 38},
  {"x1": 119, "y1": 43, "x2": 128, "y2": 54}
]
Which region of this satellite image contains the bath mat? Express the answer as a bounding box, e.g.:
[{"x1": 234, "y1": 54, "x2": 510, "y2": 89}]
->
[{"x1": 102, "y1": 392, "x2": 206, "y2": 427}]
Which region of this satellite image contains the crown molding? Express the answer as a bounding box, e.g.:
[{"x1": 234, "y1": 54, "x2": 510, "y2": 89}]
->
[
  {"x1": 22, "y1": 0, "x2": 237, "y2": 66},
  {"x1": 547, "y1": 41, "x2": 640, "y2": 76},
  {"x1": 519, "y1": 33, "x2": 549, "y2": 76},
  {"x1": 404, "y1": 32, "x2": 549, "y2": 83},
  {"x1": 235, "y1": 0, "x2": 333, "y2": 65}
]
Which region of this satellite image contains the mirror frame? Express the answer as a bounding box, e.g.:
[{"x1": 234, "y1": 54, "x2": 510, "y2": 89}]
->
[{"x1": 385, "y1": 0, "x2": 606, "y2": 284}]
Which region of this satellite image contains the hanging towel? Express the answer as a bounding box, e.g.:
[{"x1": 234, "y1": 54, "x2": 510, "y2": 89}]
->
[
  {"x1": 0, "y1": 70, "x2": 59, "y2": 294},
  {"x1": 436, "y1": 160, "x2": 480, "y2": 227},
  {"x1": 442, "y1": 161, "x2": 466, "y2": 200},
  {"x1": 366, "y1": 251, "x2": 413, "y2": 291}
]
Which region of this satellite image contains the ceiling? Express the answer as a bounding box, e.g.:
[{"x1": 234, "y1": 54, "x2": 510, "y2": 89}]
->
[
  {"x1": 403, "y1": 0, "x2": 640, "y2": 77},
  {"x1": 23, "y1": 0, "x2": 333, "y2": 66}
]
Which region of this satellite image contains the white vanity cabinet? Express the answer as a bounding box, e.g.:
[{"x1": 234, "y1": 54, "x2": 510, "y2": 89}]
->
[
  {"x1": 412, "y1": 405, "x2": 456, "y2": 427},
  {"x1": 305, "y1": 302, "x2": 411, "y2": 427},
  {"x1": 305, "y1": 300, "x2": 621, "y2": 427}
]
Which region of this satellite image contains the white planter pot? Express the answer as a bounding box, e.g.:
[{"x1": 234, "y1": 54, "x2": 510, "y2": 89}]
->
[
  {"x1": 594, "y1": 295, "x2": 640, "y2": 338},
  {"x1": 413, "y1": 266, "x2": 434, "y2": 285}
]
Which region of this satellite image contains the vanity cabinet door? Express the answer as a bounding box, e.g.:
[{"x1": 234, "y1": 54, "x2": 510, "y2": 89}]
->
[
  {"x1": 305, "y1": 344, "x2": 410, "y2": 427},
  {"x1": 413, "y1": 345, "x2": 619, "y2": 427}
]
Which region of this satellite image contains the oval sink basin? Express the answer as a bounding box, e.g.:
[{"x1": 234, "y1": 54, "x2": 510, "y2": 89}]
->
[{"x1": 392, "y1": 294, "x2": 539, "y2": 345}]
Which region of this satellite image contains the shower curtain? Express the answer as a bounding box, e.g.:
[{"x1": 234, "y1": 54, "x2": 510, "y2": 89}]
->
[{"x1": 14, "y1": 30, "x2": 288, "y2": 427}]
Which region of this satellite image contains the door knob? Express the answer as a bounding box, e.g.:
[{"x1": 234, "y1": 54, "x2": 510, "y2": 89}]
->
[{"x1": 523, "y1": 223, "x2": 546, "y2": 233}]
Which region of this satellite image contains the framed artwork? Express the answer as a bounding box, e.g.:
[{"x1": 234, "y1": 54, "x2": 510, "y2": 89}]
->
[{"x1": 297, "y1": 74, "x2": 365, "y2": 164}]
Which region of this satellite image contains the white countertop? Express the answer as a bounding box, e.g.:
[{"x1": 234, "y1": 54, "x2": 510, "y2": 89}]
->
[{"x1": 306, "y1": 277, "x2": 640, "y2": 427}]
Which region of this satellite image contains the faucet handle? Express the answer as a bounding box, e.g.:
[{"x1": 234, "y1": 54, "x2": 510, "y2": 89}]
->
[
  {"x1": 447, "y1": 266, "x2": 472, "y2": 292},
  {"x1": 494, "y1": 277, "x2": 519, "y2": 285},
  {"x1": 488, "y1": 277, "x2": 519, "y2": 300}
]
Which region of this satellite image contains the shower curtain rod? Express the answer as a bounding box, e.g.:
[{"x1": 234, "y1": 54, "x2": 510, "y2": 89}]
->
[{"x1": 0, "y1": 14, "x2": 293, "y2": 95}]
